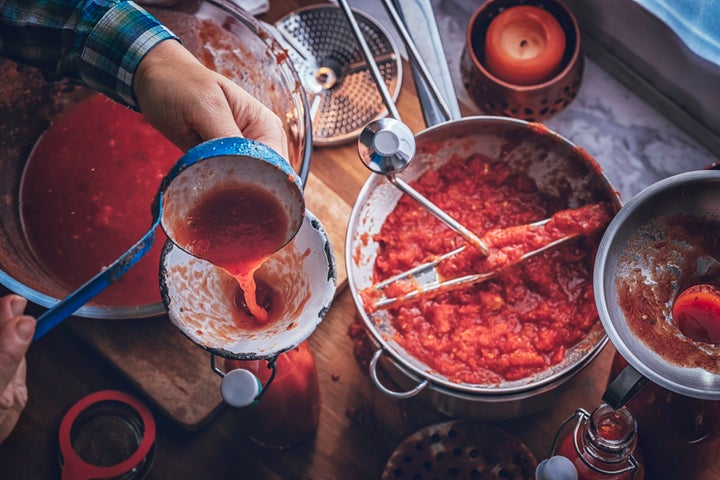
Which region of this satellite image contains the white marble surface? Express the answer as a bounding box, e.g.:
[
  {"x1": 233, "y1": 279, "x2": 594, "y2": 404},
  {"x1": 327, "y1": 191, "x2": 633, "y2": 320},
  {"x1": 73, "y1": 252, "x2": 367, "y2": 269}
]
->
[{"x1": 347, "y1": 0, "x2": 717, "y2": 202}]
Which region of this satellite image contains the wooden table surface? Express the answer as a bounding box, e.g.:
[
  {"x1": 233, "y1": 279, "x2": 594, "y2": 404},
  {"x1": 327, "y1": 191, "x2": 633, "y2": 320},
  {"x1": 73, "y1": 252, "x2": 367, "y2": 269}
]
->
[{"x1": 2, "y1": 1, "x2": 720, "y2": 479}]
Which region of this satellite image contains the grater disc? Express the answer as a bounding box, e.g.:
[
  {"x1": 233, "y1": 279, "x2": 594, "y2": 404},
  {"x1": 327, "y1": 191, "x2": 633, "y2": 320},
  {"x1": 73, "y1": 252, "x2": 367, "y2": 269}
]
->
[
  {"x1": 381, "y1": 421, "x2": 537, "y2": 480},
  {"x1": 274, "y1": 5, "x2": 402, "y2": 145}
]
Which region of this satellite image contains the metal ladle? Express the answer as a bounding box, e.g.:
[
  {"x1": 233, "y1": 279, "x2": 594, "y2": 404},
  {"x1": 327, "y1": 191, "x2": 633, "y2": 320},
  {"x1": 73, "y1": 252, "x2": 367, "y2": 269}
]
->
[
  {"x1": 337, "y1": 0, "x2": 490, "y2": 256},
  {"x1": 32, "y1": 137, "x2": 304, "y2": 341},
  {"x1": 158, "y1": 138, "x2": 305, "y2": 261}
]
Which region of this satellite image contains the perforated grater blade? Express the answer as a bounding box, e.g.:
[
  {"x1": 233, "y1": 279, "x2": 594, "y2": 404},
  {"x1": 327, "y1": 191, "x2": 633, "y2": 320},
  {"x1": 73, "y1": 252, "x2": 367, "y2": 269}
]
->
[{"x1": 274, "y1": 5, "x2": 402, "y2": 146}]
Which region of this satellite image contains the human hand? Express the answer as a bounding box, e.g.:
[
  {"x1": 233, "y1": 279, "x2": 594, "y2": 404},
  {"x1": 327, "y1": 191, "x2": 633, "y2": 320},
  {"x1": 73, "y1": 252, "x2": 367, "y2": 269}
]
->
[
  {"x1": 133, "y1": 39, "x2": 289, "y2": 158},
  {"x1": 0, "y1": 295, "x2": 35, "y2": 443}
]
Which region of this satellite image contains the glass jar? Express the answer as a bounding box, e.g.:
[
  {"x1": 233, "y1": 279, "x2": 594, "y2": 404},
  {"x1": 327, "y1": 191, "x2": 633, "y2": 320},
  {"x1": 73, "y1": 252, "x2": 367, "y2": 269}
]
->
[
  {"x1": 223, "y1": 340, "x2": 320, "y2": 449},
  {"x1": 608, "y1": 353, "x2": 720, "y2": 479},
  {"x1": 543, "y1": 403, "x2": 644, "y2": 480}
]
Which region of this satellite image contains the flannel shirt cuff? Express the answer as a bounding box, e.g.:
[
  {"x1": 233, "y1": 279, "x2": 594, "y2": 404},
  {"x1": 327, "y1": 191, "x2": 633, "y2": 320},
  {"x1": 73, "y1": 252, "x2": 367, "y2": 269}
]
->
[{"x1": 80, "y1": 1, "x2": 178, "y2": 108}]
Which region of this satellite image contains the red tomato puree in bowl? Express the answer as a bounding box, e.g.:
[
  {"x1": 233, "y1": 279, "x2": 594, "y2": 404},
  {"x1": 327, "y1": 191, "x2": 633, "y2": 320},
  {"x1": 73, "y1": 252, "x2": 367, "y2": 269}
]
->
[
  {"x1": 368, "y1": 154, "x2": 611, "y2": 384},
  {"x1": 20, "y1": 94, "x2": 181, "y2": 307}
]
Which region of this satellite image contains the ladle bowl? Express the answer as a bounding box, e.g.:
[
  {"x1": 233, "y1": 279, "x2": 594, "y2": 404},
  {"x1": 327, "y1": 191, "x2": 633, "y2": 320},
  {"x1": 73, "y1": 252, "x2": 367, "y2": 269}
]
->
[
  {"x1": 160, "y1": 210, "x2": 337, "y2": 360},
  {"x1": 160, "y1": 137, "x2": 305, "y2": 258},
  {"x1": 30, "y1": 136, "x2": 306, "y2": 340},
  {"x1": 595, "y1": 169, "x2": 720, "y2": 401}
]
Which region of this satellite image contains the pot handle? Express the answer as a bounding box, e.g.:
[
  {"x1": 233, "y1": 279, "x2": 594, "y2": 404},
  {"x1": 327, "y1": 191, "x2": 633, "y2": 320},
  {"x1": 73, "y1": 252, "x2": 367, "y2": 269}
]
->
[
  {"x1": 369, "y1": 348, "x2": 429, "y2": 399},
  {"x1": 602, "y1": 363, "x2": 649, "y2": 409}
]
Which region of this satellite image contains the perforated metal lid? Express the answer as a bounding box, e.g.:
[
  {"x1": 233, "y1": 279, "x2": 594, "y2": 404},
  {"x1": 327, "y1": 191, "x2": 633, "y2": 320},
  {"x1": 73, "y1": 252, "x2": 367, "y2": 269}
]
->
[
  {"x1": 274, "y1": 5, "x2": 402, "y2": 145},
  {"x1": 382, "y1": 421, "x2": 537, "y2": 479}
]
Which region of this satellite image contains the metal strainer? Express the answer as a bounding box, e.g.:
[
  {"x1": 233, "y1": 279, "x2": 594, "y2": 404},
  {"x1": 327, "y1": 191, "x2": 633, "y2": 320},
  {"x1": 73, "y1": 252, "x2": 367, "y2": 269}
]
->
[{"x1": 274, "y1": 5, "x2": 402, "y2": 145}]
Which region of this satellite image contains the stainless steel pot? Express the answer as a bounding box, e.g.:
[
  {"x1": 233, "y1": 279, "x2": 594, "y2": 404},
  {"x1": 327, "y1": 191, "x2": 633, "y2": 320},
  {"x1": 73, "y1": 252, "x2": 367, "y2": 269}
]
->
[
  {"x1": 346, "y1": 117, "x2": 621, "y2": 419},
  {"x1": 341, "y1": 0, "x2": 621, "y2": 419},
  {"x1": 596, "y1": 170, "x2": 720, "y2": 406}
]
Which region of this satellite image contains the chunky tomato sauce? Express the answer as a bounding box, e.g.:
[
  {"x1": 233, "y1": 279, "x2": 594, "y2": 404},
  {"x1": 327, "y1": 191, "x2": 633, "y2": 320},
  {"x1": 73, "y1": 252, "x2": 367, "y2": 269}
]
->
[
  {"x1": 370, "y1": 154, "x2": 611, "y2": 384},
  {"x1": 171, "y1": 184, "x2": 288, "y2": 324},
  {"x1": 21, "y1": 94, "x2": 181, "y2": 307}
]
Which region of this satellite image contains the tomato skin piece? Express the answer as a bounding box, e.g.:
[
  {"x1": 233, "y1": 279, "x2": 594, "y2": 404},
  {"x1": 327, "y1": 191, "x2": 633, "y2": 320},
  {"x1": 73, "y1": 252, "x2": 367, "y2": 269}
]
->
[{"x1": 673, "y1": 284, "x2": 720, "y2": 344}]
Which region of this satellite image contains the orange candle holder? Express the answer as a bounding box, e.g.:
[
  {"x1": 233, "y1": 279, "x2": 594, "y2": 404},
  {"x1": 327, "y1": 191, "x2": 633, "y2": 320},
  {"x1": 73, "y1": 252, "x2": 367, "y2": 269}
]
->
[{"x1": 460, "y1": 0, "x2": 583, "y2": 122}]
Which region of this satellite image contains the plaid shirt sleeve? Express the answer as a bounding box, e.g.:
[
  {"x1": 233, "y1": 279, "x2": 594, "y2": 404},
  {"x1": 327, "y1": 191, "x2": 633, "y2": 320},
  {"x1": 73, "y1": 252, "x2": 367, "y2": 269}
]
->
[{"x1": 0, "y1": 0, "x2": 179, "y2": 108}]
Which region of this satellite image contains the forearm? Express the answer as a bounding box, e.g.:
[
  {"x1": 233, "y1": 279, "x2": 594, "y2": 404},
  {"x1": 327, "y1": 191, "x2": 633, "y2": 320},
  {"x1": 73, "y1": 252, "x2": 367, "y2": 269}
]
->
[{"x1": 0, "y1": 0, "x2": 177, "y2": 107}]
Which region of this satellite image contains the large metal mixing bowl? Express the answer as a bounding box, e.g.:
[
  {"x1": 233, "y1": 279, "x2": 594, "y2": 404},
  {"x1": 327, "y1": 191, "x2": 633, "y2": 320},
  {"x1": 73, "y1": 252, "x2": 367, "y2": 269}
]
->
[
  {"x1": 346, "y1": 117, "x2": 621, "y2": 420},
  {"x1": 0, "y1": 0, "x2": 311, "y2": 319}
]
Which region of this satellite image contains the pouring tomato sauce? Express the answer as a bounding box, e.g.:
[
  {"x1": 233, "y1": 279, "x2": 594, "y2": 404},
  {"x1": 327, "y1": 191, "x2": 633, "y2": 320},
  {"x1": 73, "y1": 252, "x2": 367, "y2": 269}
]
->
[{"x1": 170, "y1": 183, "x2": 289, "y2": 324}]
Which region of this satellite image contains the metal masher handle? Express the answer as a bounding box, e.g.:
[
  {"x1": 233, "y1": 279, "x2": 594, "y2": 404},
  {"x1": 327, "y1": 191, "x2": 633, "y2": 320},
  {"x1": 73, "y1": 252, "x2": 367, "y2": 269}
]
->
[
  {"x1": 336, "y1": 0, "x2": 452, "y2": 123},
  {"x1": 338, "y1": 0, "x2": 489, "y2": 255},
  {"x1": 373, "y1": 231, "x2": 580, "y2": 309},
  {"x1": 337, "y1": 0, "x2": 400, "y2": 120}
]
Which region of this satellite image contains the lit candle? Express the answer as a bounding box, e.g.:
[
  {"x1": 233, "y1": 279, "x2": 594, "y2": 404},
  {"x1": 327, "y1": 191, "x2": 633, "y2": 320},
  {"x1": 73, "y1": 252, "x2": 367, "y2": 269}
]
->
[{"x1": 484, "y1": 5, "x2": 566, "y2": 86}]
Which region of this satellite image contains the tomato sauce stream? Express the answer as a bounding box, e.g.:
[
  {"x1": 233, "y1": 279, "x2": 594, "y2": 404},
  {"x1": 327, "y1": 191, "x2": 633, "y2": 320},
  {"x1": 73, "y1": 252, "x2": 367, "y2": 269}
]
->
[{"x1": 171, "y1": 184, "x2": 289, "y2": 324}]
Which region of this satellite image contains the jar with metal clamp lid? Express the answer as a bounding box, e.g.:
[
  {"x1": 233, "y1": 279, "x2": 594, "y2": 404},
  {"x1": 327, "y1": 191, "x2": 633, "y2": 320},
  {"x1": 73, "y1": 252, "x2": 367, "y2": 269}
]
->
[
  {"x1": 607, "y1": 353, "x2": 720, "y2": 480},
  {"x1": 539, "y1": 403, "x2": 644, "y2": 480},
  {"x1": 220, "y1": 340, "x2": 321, "y2": 449}
]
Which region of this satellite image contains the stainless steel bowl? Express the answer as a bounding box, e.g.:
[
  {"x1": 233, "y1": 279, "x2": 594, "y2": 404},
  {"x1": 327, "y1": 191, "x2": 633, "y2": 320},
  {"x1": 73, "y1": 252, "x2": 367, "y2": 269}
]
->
[
  {"x1": 595, "y1": 170, "x2": 720, "y2": 401},
  {"x1": 346, "y1": 117, "x2": 621, "y2": 419},
  {"x1": 0, "y1": 0, "x2": 311, "y2": 319}
]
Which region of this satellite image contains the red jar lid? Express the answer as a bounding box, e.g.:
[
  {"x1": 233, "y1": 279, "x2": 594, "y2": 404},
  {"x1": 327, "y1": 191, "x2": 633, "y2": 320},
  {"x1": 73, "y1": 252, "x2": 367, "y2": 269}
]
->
[{"x1": 58, "y1": 390, "x2": 156, "y2": 480}]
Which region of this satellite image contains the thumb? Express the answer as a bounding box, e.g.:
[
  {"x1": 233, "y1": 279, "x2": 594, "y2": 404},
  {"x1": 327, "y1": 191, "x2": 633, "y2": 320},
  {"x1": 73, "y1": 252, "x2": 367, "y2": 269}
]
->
[{"x1": 0, "y1": 296, "x2": 35, "y2": 390}]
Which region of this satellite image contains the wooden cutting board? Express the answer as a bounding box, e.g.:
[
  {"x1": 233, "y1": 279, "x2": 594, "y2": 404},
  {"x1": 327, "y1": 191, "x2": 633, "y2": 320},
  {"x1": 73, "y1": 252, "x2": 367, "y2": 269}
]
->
[{"x1": 67, "y1": 170, "x2": 352, "y2": 430}]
